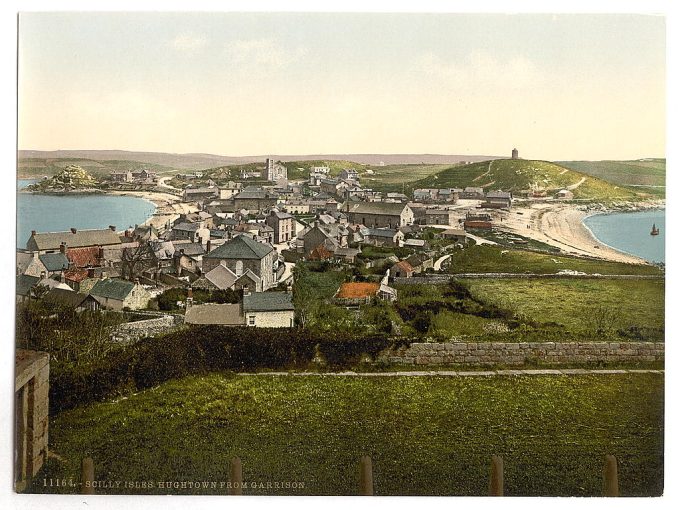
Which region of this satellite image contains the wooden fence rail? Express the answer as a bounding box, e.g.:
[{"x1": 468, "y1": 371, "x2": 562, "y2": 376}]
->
[{"x1": 79, "y1": 454, "x2": 620, "y2": 496}]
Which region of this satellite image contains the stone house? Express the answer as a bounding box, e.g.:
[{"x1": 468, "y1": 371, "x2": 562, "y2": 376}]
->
[
  {"x1": 242, "y1": 291, "x2": 295, "y2": 328},
  {"x1": 265, "y1": 210, "x2": 295, "y2": 244},
  {"x1": 182, "y1": 186, "x2": 219, "y2": 202},
  {"x1": 390, "y1": 260, "x2": 414, "y2": 278},
  {"x1": 424, "y1": 209, "x2": 455, "y2": 226},
  {"x1": 483, "y1": 191, "x2": 513, "y2": 209},
  {"x1": 362, "y1": 228, "x2": 405, "y2": 247},
  {"x1": 233, "y1": 187, "x2": 278, "y2": 211},
  {"x1": 16, "y1": 251, "x2": 48, "y2": 278},
  {"x1": 43, "y1": 287, "x2": 100, "y2": 311},
  {"x1": 88, "y1": 278, "x2": 151, "y2": 310},
  {"x1": 202, "y1": 234, "x2": 275, "y2": 291},
  {"x1": 405, "y1": 253, "x2": 435, "y2": 274},
  {"x1": 459, "y1": 187, "x2": 485, "y2": 199},
  {"x1": 170, "y1": 222, "x2": 211, "y2": 244},
  {"x1": 184, "y1": 302, "x2": 244, "y2": 326},
  {"x1": 439, "y1": 228, "x2": 468, "y2": 244},
  {"x1": 339, "y1": 168, "x2": 359, "y2": 182},
  {"x1": 556, "y1": 189, "x2": 574, "y2": 200},
  {"x1": 345, "y1": 202, "x2": 414, "y2": 229},
  {"x1": 25, "y1": 227, "x2": 122, "y2": 255}
]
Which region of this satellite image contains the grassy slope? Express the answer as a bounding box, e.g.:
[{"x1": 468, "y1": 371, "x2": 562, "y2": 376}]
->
[
  {"x1": 466, "y1": 278, "x2": 665, "y2": 333},
  {"x1": 446, "y1": 245, "x2": 663, "y2": 276},
  {"x1": 361, "y1": 163, "x2": 452, "y2": 192},
  {"x1": 409, "y1": 159, "x2": 638, "y2": 200},
  {"x1": 558, "y1": 159, "x2": 665, "y2": 197},
  {"x1": 18, "y1": 158, "x2": 181, "y2": 178},
  {"x1": 32, "y1": 373, "x2": 663, "y2": 496}
]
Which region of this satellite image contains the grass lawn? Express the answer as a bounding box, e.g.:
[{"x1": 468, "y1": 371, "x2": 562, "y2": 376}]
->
[
  {"x1": 467, "y1": 278, "x2": 665, "y2": 334},
  {"x1": 447, "y1": 245, "x2": 664, "y2": 276},
  {"x1": 558, "y1": 160, "x2": 665, "y2": 195},
  {"x1": 31, "y1": 373, "x2": 663, "y2": 496}
]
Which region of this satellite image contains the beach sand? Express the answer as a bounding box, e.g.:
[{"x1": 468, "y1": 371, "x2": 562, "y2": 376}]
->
[
  {"x1": 498, "y1": 203, "x2": 649, "y2": 264},
  {"x1": 107, "y1": 190, "x2": 199, "y2": 230}
]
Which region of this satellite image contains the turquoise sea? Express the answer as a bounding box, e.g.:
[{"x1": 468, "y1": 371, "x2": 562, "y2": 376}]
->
[
  {"x1": 16, "y1": 180, "x2": 156, "y2": 249},
  {"x1": 583, "y1": 209, "x2": 665, "y2": 264}
]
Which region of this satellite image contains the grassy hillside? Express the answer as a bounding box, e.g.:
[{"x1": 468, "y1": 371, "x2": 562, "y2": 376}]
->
[
  {"x1": 409, "y1": 159, "x2": 638, "y2": 200},
  {"x1": 281, "y1": 160, "x2": 366, "y2": 180},
  {"x1": 32, "y1": 372, "x2": 663, "y2": 496},
  {"x1": 558, "y1": 159, "x2": 665, "y2": 198},
  {"x1": 18, "y1": 157, "x2": 181, "y2": 179},
  {"x1": 361, "y1": 163, "x2": 452, "y2": 192}
]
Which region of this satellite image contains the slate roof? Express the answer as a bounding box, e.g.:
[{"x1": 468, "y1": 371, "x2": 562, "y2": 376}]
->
[
  {"x1": 39, "y1": 252, "x2": 70, "y2": 272},
  {"x1": 172, "y1": 222, "x2": 201, "y2": 232},
  {"x1": 27, "y1": 229, "x2": 122, "y2": 251},
  {"x1": 204, "y1": 234, "x2": 273, "y2": 260},
  {"x1": 235, "y1": 188, "x2": 270, "y2": 200},
  {"x1": 43, "y1": 288, "x2": 91, "y2": 308},
  {"x1": 184, "y1": 303, "x2": 244, "y2": 325},
  {"x1": 270, "y1": 210, "x2": 294, "y2": 220},
  {"x1": 486, "y1": 191, "x2": 512, "y2": 199},
  {"x1": 203, "y1": 264, "x2": 238, "y2": 290},
  {"x1": 366, "y1": 228, "x2": 398, "y2": 238},
  {"x1": 346, "y1": 202, "x2": 408, "y2": 216},
  {"x1": 89, "y1": 279, "x2": 135, "y2": 301},
  {"x1": 172, "y1": 242, "x2": 205, "y2": 257},
  {"x1": 243, "y1": 292, "x2": 295, "y2": 312},
  {"x1": 16, "y1": 274, "x2": 39, "y2": 296}
]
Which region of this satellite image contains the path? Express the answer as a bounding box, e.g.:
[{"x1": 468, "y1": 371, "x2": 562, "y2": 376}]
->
[
  {"x1": 472, "y1": 161, "x2": 493, "y2": 182},
  {"x1": 466, "y1": 232, "x2": 497, "y2": 246},
  {"x1": 278, "y1": 261, "x2": 295, "y2": 284},
  {"x1": 434, "y1": 253, "x2": 452, "y2": 271},
  {"x1": 239, "y1": 369, "x2": 663, "y2": 377},
  {"x1": 567, "y1": 176, "x2": 587, "y2": 190},
  {"x1": 158, "y1": 176, "x2": 181, "y2": 191}
]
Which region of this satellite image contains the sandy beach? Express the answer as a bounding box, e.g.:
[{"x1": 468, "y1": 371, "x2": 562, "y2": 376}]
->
[
  {"x1": 106, "y1": 190, "x2": 199, "y2": 230},
  {"x1": 497, "y1": 202, "x2": 656, "y2": 264}
]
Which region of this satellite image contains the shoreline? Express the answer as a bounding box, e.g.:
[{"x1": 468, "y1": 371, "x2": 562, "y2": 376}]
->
[{"x1": 497, "y1": 200, "x2": 664, "y2": 265}]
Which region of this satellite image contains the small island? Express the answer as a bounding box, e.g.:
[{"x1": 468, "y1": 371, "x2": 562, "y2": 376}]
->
[{"x1": 25, "y1": 165, "x2": 100, "y2": 193}]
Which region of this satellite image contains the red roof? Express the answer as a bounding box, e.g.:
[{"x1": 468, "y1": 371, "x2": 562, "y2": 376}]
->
[
  {"x1": 335, "y1": 282, "x2": 380, "y2": 299},
  {"x1": 67, "y1": 247, "x2": 101, "y2": 268},
  {"x1": 392, "y1": 260, "x2": 413, "y2": 273},
  {"x1": 309, "y1": 245, "x2": 333, "y2": 260},
  {"x1": 64, "y1": 269, "x2": 89, "y2": 283}
]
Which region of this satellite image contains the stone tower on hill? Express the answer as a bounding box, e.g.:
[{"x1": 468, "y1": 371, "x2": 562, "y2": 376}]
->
[{"x1": 511, "y1": 148, "x2": 519, "y2": 159}]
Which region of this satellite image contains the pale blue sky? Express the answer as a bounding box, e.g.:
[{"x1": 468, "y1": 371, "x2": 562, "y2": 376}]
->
[{"x1": 19, "y1": 12, "x2": 665, "y2": 159}]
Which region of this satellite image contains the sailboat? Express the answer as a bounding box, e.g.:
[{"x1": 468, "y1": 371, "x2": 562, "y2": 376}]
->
[{"x1": 650, "y1": 223, "x2": 660, "y2": 236}]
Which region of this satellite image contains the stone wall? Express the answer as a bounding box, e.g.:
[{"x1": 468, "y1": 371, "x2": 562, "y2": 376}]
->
[
  {"x1": 380, "y1": 341, "x2": 665, "y2": 366},
  {"x1": 15, "y1": 349, "x2": 50, "y2": 491},
  {"x1": 111, "y1": 315, "x2": 181, "y2": 344}
]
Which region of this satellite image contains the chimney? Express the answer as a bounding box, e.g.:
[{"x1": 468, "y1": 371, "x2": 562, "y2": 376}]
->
[
  {"x1": 206, "y1": 239, "x2": 211, "y2": 252},
  {"x1": 40, "y1": 271, "x2": 46, "y2": 280},
  {"x1": 109, "y1": 225, "x2": 116, "y2": 231},
  {"x1": 59, "y1": 242, "x2": 66, "y2": 254},
  {"x1": 134, "y1": 278, "x2": 140, "y2": 285},
  {"x1": 70, "y1": 228, "x2": 77, "y2": 234},
  {"x1": 186, "y1": 288, "x2": 194, "y2": 310},
  {"x1": 87, "y1": 267, "x2": 95, "y2": 278},
  {"x1": 98, "y1": 246, "x2": 104, "y2": 259},
  {"x1": 31, "y1": 230, "x2": 36, "y2": 236},
  {"x1": 180, "y1": 248, "x2": 185, "y2": 255}
]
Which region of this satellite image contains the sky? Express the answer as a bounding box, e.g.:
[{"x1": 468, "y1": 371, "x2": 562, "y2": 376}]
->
[{"x1": 18, "y1": 12, "x2": 666, "y2": 160}]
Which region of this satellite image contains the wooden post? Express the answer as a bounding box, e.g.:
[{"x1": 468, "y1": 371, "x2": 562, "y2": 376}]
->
[
  {"x1": 603, "y1": 454, "x2": 619, "y2": 497},
  {"x1": 489, "y1": 455, "x2": 504, "y2": 496},
  {"x1": 229, "y1": 457, "x2": 243, "y2": 495},
  {"x1": 359, "y1": 455, "x2": 374, "y2": 496},
  {"x1": 81, "y1": 457, "x2": 95, "y2": 495}
]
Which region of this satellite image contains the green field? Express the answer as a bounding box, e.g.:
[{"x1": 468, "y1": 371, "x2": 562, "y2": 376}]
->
[
  {"x1": 361, "y1": 163, "x2": 451, "y2": 191},
  {"x1": 31, "y1": 372, "x2": 663, "y2": 496},
  {"x1": 467, "y1": 278, "x2": 665, "y2": 336},
  {"x1": 558, "y1": 159, "x2": 665, "y2": 197},
  {"x1": 409, "y1": 159, "x2": 638, "y2": 200},
  {"x1": 446, "y1": 245, "x2": 664, "y2": 276}
]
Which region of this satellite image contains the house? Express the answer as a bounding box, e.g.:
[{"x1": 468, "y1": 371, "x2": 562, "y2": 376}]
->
[
  {"x1": 191, "y1": 262, "x2": 238, "y2": 291},
  {"x1": 110, "y1": 171, "x2": 133, "y2": 182},
  {"x1": 26, "y1": 227, "x2": 122, "y2": 254},
  {"x1": 483, "y1": 191, "x2": 513, "y2": 209},
  {"x1": 464, "y1": 212, "x2": 493, "y2": 229},
  {"x1": 265, "y1": 210, "x2": 295, "y2": 244},
  {"x1": 88, "y1": 279, "x2": 151, "y2": 310},
  {"x1": 299, "y1": 223, "x2": 348, "y2": 256},
  {"x1": 345, "y1": 202, "x2": 414, "y2": 229},
  {"x1": 184, "y1": 303, "x2": 245, "y2": 326},
  {"x1": 459, "y1": 187, "x2": 485, "y2": 199},
  {"x1": 332, "y1": 247, "x2": 361, "y2": 263},
  {"x1": 38, "y1": 252, "x2": 70, "y2": 275},
  {"x1": 16, "y1": 274, "x2": 40, "y2": 302},
  {"x1": 16, "y1": 251, "x2": 48, "y2": 278},
  {"x1": 386, "y1": 192, "x2": 409, "y2": 203},
  {"x1": 233, "y1": 187, "x2": 278, "y2": 211},
  {"x1": 172, "y1": 242, "x2": 206, "y2": 274},
  {"x1": 320, "y1": 178, "x2": 350, "y2": 197},
  {"x1": 556, "y1": 189, "x2": 574, "y2": 200},
  {"x1": 182, "y1": 186, "x2": 219, "y2": 202},
  {"x1": 339, "y1": 168, "x2": 359, "y2": 182},
  {"x1": 402, "y1": 239, "x2": 428, "y2": 250},
  {"x1": 202, "y1": 234, "x2": 275, "y2": 291},
  {"x1": 242, "y1": 291, "x2": 295, "y2": 328},
  {"x1": 42, "y1": 288, "x2": 100, "y2": 311},
  {"x1": 219, "y1": 181, "x2": 242, "y2": 200},
  {"x1": 282, "y1": 201, "x2": 311, "y2": 215},
  {"x1": 439, "y1": 228, "x2": 468, "y2": 244},
  {"x1": 390, "y1": 260, "x2": 414, "y2": 278},
  {"x1": 405, "y1": 253, "x2": 434, "y2": 274},
  {"x1": 170, "y1": 222, "x2": 211, "y2": 244},
  {"x1": 424, "y1": 209, "x2": 455, "y2": 226},
  {"x1": 362, "y1": 228, "x2": 405, "y2": 247},
  {"x1": 413, "y1": 188, "x2": 438, "y2": 202}
]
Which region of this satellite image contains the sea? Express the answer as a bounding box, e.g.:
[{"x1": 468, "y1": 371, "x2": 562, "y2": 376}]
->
[
  {"x1": 583, "y1": 209, "x2": 665, "y2": 264},
  {"x1": 16, "y1": 179, "x2": 156, "y2": 249}
]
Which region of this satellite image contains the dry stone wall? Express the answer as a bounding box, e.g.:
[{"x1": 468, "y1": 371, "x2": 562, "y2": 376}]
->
[
  {"x1": 380, "y1": 341, "x2": 664, "y2": 366},
  {"x1": 111, "y1": 315, "x2": 181, "y2": 344}
]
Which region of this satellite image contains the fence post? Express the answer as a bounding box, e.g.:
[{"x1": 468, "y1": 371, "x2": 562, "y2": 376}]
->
[
  {"x1": 229, "y1": 457, "x2": 243, "y2": 495},
  {"x1": 603, "y1": 454, "x2": 619, "y2": 497},
  {"x1": 359, "y1": 455, "x2": 374, "y2": 496},
  {"x1": 81, "y1": 457, "x2": 95, "y2": 495},
  {"x1": 489, "y1": 455, "x2": 504, "y2": 496}
]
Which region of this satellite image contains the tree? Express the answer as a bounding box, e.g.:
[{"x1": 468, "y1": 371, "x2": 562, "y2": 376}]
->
[
  {"x1": 292, "y1": 265, "x2": 316, "y2": 329},
  {"x1": 121, "y1": 243, "x2": 154, "y2": 280}
]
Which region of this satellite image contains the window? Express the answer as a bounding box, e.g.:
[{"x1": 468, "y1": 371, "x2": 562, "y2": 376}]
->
[{"x1": 248, "y1": 315, "x2": 255, "y2": 326}]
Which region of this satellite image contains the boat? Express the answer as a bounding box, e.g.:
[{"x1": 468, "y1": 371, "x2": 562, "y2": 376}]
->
[{"x1": 651, "y1": 224, "x2": 660, "y2": 236}]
